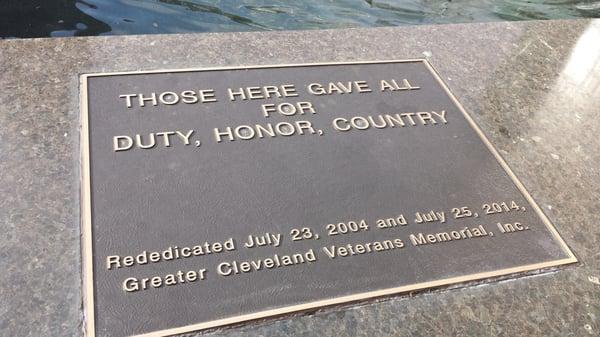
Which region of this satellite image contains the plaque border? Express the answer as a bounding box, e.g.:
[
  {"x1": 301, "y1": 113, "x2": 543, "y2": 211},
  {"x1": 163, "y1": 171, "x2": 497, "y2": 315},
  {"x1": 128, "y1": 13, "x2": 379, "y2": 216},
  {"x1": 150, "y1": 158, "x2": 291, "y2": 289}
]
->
[{"x1": 80, "y1": 59, "x2": 577, "y2": 337}]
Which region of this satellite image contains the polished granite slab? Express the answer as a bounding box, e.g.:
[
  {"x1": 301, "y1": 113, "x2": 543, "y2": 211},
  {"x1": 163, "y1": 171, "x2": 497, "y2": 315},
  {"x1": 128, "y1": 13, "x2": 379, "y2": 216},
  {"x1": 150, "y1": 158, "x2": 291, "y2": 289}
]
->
[{"x1": 0, "y1": 19, "x2": 599, "y2": 337}]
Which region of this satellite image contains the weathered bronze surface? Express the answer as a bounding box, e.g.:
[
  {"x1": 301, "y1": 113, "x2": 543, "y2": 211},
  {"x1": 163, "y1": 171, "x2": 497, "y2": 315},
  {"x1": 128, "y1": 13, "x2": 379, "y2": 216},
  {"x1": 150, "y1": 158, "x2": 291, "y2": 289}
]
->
[{"x1": 80, "y1": 60, "x2": 576, "y2": 337}]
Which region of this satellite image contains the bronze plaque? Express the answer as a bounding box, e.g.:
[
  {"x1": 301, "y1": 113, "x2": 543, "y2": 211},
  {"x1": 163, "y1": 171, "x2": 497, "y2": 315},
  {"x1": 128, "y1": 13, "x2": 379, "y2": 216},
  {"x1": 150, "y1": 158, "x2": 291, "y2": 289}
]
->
[{"x1": 80, "y1": 60, "x2": 576, "y2": 337}]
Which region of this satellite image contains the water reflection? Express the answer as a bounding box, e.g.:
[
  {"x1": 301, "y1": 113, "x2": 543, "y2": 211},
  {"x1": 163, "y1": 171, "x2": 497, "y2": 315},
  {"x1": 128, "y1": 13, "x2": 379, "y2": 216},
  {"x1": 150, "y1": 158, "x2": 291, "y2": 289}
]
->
[
  {"x1": 1, "y1": 0, "x2": 599, "y2": 38},
  {"x1": 0, "y1": 0, "x2": 110, "y2": 38},
  {"x1": 159, "y1": 0, "x2": 268, "y2": 29}
]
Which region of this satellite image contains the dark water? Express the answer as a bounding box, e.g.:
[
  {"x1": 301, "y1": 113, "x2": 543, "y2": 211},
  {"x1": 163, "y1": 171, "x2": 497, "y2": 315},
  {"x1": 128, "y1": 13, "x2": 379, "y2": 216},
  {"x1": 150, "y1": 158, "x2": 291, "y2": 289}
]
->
[{"x1": 2, "y1": 0, "x2": 599, "y2": 38}]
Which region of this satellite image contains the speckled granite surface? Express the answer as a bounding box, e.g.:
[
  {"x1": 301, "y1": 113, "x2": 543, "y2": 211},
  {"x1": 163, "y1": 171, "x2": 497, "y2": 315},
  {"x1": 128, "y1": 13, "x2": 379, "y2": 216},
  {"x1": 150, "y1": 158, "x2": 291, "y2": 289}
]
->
[{"x1": 0, "y1": 19, "x2": 598, "y2": 337}]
